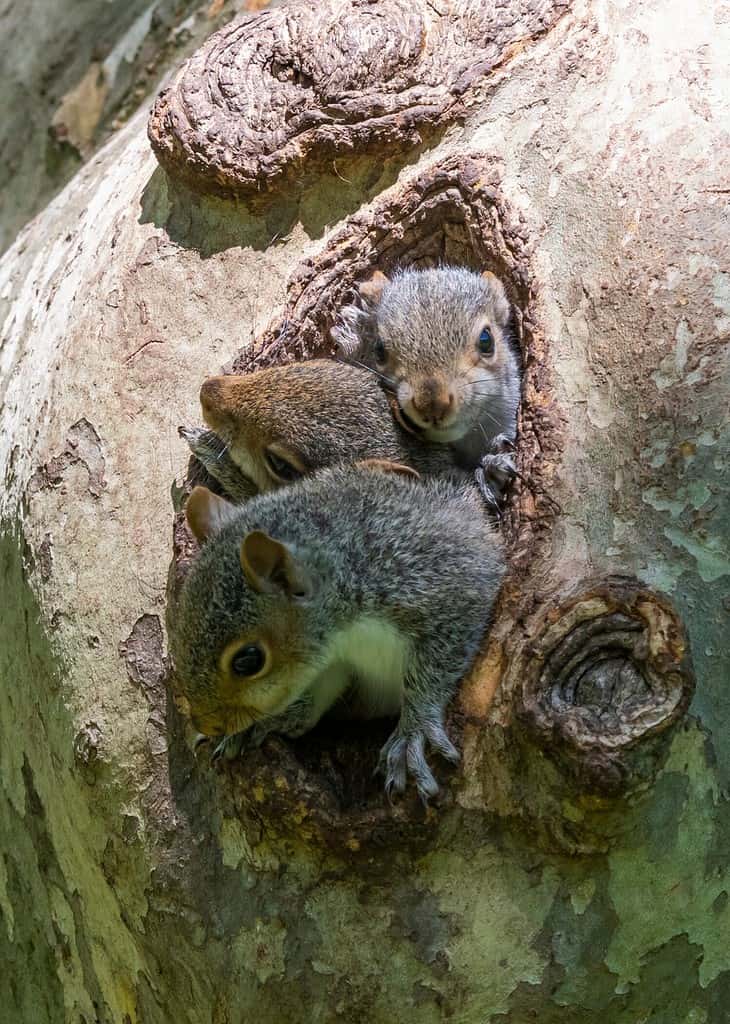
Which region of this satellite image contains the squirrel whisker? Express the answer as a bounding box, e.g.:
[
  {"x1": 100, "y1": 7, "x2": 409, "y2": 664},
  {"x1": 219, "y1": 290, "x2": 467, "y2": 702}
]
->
[
  {"x1": 460, "y1": 377, "x2": 501, "y2": 389},
  {"x1": 335, "y1": 355, "x2": 396, "y2": 392},
  {"x1": 474, "y1": 407, "x2": 508, "y2": 432}
]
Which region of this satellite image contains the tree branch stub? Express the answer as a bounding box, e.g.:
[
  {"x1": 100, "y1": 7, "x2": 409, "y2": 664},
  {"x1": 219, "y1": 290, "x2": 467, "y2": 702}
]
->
[
  {"x1": 148, "y1": 0, "x2": 571, "y2": 199},
  {"x1": 513, "y1": 576, "x2": 696, "y2": 796}
]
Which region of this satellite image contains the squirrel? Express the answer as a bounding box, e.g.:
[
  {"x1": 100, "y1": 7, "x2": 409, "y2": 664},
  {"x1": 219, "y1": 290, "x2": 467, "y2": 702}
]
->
[
  {"x1": 170, "y1": 461, "x2": 505, "y2": 801},
  {"x1": 180, "y1": 358, "x2": 464, "y2": 503},
  {"x1": 331, "y1": 265, "x2": 522, "y2": 511}
]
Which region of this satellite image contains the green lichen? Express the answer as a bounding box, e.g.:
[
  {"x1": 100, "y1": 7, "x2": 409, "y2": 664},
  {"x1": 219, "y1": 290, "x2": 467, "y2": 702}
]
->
[
  {"x1": 663, "y1": 526, "x2": 730, "y2": 583},
  {"x1": 605, "y1": 728, "x2": 729, "y2": 989},
  {"x1": 422, "y1": 845, "x2": 561, "y2": 1019}
]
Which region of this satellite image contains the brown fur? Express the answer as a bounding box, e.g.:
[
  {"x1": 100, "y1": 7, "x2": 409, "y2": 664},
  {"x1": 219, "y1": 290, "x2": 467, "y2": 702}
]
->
[{"x1": 198, "y1": 358, "x2": 458, "y2": 489}]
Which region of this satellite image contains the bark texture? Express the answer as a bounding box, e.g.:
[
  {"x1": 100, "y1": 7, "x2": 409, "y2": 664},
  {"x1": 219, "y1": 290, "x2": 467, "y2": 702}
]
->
[
  {"x1": 0, "y1": 0, "x2": 281, "y2": 255},
  {"x1": 1, "y1": 0, "x2": 729, "y2": 1021},
  {"x1": 148, "y1": 0, "x2": 570, "y2": 197}
]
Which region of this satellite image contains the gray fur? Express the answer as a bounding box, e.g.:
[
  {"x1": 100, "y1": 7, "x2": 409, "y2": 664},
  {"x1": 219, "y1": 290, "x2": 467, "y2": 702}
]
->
[
  {"x1": 332, "y1": 266, "x2": 522, "y2": 505},
  {"x1": 171, "y1": 465, "x2": 505, "y2": 801}
]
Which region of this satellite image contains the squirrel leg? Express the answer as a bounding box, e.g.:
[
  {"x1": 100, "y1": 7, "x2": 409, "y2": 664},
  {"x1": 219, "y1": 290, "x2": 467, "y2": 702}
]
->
[
  {"x1": 178, "y1": 425, "x2": 258, "y2": 504},
  {"x1": 376, "y1": 668, "x2": 461, "y2": 803},
  {"x1": 475, "y1": 433, "x2": 517, "y2": 514}
]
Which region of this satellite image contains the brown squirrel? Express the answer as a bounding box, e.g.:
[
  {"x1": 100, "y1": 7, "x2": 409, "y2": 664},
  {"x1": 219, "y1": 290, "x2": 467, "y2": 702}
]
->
[
  {"x1": 171, "y1": 462, "x2": 505, "y2": 801},
  {"x1": 332, "y1": 266, "x2": 521, "y2": 510},
  {"x1": 181, "y1": 358, "x2": 465, "y2": 502}
]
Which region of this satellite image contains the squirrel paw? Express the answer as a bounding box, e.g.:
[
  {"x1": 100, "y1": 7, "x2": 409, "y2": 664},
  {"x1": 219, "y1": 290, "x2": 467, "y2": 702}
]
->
[
  {"x1": 376, "y1": 721, "x2": 460, "y2": 804},
  {"x1": 211, "y1": 729, "x2": 265, "y2": 762},
  {"x1": 179, "y1": 424, "x2": 257, "y2": 504},
  {"x1": 211, "y1": 733, "x2": 246, "y2": 762},
  {"x1": 475, "y1": 434, "x2": 517, "y2": 513}
]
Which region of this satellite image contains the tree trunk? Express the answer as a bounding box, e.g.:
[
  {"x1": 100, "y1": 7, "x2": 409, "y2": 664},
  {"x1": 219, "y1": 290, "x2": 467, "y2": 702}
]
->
[
  {"x1": 1, "y1": 1, "x2": 728, "y2": 1021},
  {"x1": 0, "y1": 0, "x2": 281, "y2": 255}
]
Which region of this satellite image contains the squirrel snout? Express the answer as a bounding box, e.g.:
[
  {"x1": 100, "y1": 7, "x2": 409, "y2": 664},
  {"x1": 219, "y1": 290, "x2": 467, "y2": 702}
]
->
[
  {"x1": 191, "y1": 710, "x2": 225, "y2": 737},
  {"x1": 409, "y1": 379, "x2": 458, "y2": 428}
]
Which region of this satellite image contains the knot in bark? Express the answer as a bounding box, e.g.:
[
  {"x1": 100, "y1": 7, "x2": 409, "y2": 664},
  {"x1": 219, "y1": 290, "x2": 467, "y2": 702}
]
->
[
  {"x1": 517, "y1": 577, "x2": 695, "y2": 795},
  {"x1": 148, "y1": 0, "x2": 571, "y2": 198}
]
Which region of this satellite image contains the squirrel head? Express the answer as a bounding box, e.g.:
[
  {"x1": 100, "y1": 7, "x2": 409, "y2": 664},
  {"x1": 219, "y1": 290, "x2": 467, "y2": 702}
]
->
[
  {"x1": 172, "y1": 486, "x2": 322, "y2": 737},
  {"x1": 332, "y1": 267, "x2": 515, "y2": 443},
  {"x1": 199, "y1": 360, "x2": 419, "y2": 488}
]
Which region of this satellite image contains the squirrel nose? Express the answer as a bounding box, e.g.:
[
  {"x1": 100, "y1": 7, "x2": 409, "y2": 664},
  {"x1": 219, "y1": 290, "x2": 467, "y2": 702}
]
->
[{"x1": 411, "y1": 379, "x2": 456, "y2": 425}]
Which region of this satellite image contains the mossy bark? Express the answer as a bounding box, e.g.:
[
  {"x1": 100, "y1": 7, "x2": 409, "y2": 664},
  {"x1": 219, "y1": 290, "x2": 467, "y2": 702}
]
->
[{"x1": 1, "y1": 1, "x2": 728, "y2": 1021}]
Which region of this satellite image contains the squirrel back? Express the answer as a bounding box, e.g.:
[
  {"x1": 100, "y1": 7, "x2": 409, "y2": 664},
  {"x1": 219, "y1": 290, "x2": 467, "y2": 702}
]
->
[
  {"x1": 332, "y1": 266, "x2": 522, "y2": 466},
  {"x1": 171, "y1": 462, "x2": 504, "y2": 799}
]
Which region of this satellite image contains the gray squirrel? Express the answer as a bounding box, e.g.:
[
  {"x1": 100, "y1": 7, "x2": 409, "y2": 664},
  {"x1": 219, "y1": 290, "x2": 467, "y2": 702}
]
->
[
  {"x1": 332, "y1": 266, "x2": 522, "y2": 510},
  {"x1": 180, "y1": 358, "x2": 466, "y2": 503},
  {"x1": 170, "y1": 462, "x2": 505, "y2": 801}
]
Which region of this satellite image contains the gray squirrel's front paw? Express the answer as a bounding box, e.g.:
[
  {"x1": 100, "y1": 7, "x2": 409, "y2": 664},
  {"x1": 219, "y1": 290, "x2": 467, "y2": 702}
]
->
[
  {"x1": 211, "y1": 732, "x2": 249, "y2": 762},
  {"x1": 376, "y1": 720, "x2": 460, "y2": 804},
  {"x1": 179, "y1": 424, "x2": 226, "y2": 468},
  {"x1": 191, "y1": 731, "x2": 240, "y2": 760},
  {"x1": 179, "y1": 423, "x2": 207, "y2": 449},
  {"x1": 178, "y1": 424, "x2": 257, "y2": 504},
  {"x1": 475, "y1": 434, "x2": 517, "y2": 513},
  {"x1": 208, "y1": 699, "x2": 317, "y2": 762}
]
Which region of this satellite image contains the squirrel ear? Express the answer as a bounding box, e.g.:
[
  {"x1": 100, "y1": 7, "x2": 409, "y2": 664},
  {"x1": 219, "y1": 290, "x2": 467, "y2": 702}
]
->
[
  {"x1": 481, "y1": 271, "x2": 511, "y2": 327},
  {"x1": 355, "y1": 458, "x2": 421, "y2": 481},
  {"x1": 185, "y1": 486, "x2": 237, "y2": 544},
  {"x1": 359, "y1": 270, "x2": 390, "y2": 306},
  {"x1": 240, "y1": 530, "x2": 313, "y2": 599}
]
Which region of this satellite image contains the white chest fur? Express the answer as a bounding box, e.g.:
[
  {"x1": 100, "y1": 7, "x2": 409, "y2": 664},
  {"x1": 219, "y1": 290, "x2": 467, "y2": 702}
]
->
[{"x1": 325, "y1": 616, "x2": 410, "y2": 717}]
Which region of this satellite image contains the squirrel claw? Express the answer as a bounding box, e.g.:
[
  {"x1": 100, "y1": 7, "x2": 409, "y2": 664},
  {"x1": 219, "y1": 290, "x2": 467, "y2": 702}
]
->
[
  {"x1": 211, "y1": 733, "x2": 247, "y2": 762},
  {"x1": 474, "y1": 470, "x2": 502, "y2": 515},
  {"x1": 423, "y1": 721, "x2": 460, "y2": 764},
  {"x1": 377, "y1": 728, "x2": 444, "y2": 804},
  {"x1": 178, "y1": 424, "x2": 203, "y2": 444},
  {"x1": 490, "y1": 433, "x2": 516, "y2": 453},
  {"x1": 475, "y1": 435, "x2": 518, "y2": 513}
]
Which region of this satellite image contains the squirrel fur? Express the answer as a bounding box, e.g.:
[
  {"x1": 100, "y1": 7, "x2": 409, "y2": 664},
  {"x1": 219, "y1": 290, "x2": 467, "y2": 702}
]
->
[
  {"x1": 182, "y1": 358, "x2": 463, "y2": 502},
  {"x1": 171, "y1": 462, "x2": 504, "y2": 801},
  {"x1": 332, "y1": 266, "x2": 522, "y2": 503}
]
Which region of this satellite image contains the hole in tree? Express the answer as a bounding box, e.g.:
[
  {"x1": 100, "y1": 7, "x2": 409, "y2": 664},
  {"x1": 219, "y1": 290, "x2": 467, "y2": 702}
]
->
[{"x1": 172, "y1": 153, "x2": 550, "y2": 848}]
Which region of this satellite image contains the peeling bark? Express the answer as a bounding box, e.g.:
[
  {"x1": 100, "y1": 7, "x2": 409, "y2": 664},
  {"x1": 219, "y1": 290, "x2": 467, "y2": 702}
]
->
[{"x1": 1, "y1": 0, "x2": 729, "y2": 1021}]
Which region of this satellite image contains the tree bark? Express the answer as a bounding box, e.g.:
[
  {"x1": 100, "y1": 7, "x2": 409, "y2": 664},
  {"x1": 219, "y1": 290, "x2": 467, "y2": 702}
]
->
[
  {"x1": 0, "y1": 0, "x2": 281, "y2": 255},
  {"x1": 1, "y1": 1, "x2": 729, "y2": 1021}
]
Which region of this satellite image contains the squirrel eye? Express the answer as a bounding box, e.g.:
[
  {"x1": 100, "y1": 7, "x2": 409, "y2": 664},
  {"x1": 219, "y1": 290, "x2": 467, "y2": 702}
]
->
[
  {"x1": 264, "y1": 449, "x2": 302, "y2": 483},
  {"x1": 374, "y1": 339, "x2": 387, "y2": 364},
  {"x1": 230, "y1": 644, "x2": 266, "y2": 678},
  {"x1": 478, "y1": 326, "x2": 495, "y2": 355}
]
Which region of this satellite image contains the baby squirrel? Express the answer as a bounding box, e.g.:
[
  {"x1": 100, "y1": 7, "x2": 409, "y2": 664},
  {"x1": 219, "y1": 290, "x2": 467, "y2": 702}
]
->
[
  {"x1": 332, "y1": 266, "x2": 522, "y2": 510},
  {"x1": 181, "y1": 358, "x2": 463, "y2": 502},
  {"x1": 171, "y1": 462, "x2": 505, "y2": 801}
]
